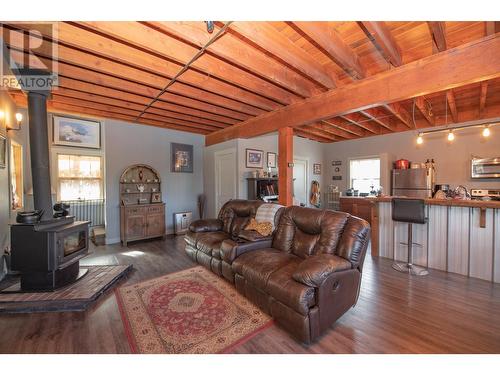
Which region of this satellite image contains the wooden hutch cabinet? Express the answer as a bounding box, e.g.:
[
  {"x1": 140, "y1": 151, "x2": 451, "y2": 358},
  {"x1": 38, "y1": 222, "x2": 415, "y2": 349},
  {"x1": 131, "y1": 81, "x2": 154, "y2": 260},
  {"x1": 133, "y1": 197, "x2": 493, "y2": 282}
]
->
[{"x1": 119, "y1": 164, "x2": 165, "y2": 246}]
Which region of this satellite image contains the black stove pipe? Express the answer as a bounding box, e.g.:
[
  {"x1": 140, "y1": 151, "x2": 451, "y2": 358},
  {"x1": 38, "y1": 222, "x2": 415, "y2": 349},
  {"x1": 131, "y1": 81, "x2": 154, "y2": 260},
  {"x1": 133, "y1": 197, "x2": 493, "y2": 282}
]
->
[{"x1": 27, "y1": 91, "x2": 53, "y2": 221}]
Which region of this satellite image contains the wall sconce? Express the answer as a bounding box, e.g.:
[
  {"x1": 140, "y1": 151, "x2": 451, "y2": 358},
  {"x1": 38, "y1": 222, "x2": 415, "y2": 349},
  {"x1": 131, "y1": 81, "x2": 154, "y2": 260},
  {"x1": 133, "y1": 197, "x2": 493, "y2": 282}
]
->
[{"x1": 6, "y1": 112, "x2": 23, "y2": 132}]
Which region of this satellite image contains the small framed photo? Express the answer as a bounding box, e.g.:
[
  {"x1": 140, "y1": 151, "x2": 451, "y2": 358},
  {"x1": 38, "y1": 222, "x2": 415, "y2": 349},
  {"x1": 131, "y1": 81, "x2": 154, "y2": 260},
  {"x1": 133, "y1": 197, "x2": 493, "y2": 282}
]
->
[
  {"x1": 53, "y1": 116, "x2": 101, "y2": 149},
  {"x1": 313, "y1": 163, "x2": 322, "y2": 175},
  {"x1": 151, "y1": 192, "x2": 162, "y2": 203},
  {"x1": 171, "y1": 143, "x2": 193, "y2": 173},
  {"x1": 267, "y1": 152, "x2": 277, "y2": 168},
  {"x1": 246, "y1": 149, "x2": 264, "y2": 168},
  {"x1": 0, "y1": 134, "x2": 6, "y2": 168}
]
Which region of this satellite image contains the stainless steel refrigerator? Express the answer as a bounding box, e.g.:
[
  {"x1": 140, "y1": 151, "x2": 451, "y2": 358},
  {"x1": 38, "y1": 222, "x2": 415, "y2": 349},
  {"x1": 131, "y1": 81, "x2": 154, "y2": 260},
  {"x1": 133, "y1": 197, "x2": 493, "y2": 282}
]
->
[{"x1": 392, "y1": 169, "x2": 434, "y2": 198}]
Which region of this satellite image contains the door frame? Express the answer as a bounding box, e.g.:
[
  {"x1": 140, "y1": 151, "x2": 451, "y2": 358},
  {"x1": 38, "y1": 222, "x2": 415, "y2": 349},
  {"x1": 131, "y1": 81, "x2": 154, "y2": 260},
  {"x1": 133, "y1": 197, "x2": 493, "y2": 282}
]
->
[
  {"x1": 293, "y1": 158, "x2": 309, "y2": 206},
  {"x1": 214, "y1": 148, "x2": 237, "y2": 215}
]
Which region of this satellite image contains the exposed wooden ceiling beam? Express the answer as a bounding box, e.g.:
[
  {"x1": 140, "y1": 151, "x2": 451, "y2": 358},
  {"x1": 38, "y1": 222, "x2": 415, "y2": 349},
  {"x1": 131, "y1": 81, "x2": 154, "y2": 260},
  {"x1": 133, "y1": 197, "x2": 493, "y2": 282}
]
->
[
  {"x1": 427, "y1": 22, "x2": 447, "y2": 52},
  {"x1": 12, "y1": 91, "x2": 218, "y2": 133},
  {"x1": 312, "y1": 121, "x2": 356, "y2": 140},
  {"x1": 340, "y1": 113, "x2": 380, "y2": 134},
  {"x1": 383, "y1": 103, "x2": 413, "y2": 128},
  {"x1": 5, "y1": 22, "x2": 280, "y2": 112},
  {"x1": 415, "y1": 97, "x2": 435, "y2": 125},
  {"x1": 56, "y1": 76, "x2": 241, "y2": 126},
  {"x1": 293, "y1": 129, "x2": 331, "y2": 143},
  {"x1": 50, "y1": 87, "x2": 229, "y2": 128},
  {"x1": 206, "y1": 34, "x2": 500, "y2": 145},
  {"x1": 12, "y1": 93, "x2": 210, "y2": 135},
  {"x1": 300, "y1": 125, "x2": 337, "y2": 141},
  {"x1": 322, "y1": 118, "x2": 366, "y2": 137},
  {"x1": 291, "y1": 22, "x2": 366, "y2": 80},
  {"x1": 76, "y1": 21, "x2": 299, "y2": 106},
  {"x1": 5, "y1": 35, "x2": 264, "y2": 118},
  {"x1": 446, "y1": 90, "x2": 459, "y2": 123},
  {"x1": 358, "y1": 21, "x2": 403, "y2": 67},
  {"x1": 358, "y1": 108, "x2": 397, "y2": 131},
  {"x1": 145, "y1": 21, "x2": 322, "y2": 98},
  {"x1": 480, "y1": 82, "x2": 488, "y2": 117},
  {"x1": 228, "y1": 21, "x2": 337, "y2": 89}
]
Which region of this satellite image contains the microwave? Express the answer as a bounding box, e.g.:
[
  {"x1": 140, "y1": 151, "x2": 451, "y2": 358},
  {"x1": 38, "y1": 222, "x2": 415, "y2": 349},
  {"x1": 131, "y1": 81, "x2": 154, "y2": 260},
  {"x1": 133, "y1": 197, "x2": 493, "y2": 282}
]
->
[{"x1": 471, "y1": 157, "x2": 500, "y2": 179}]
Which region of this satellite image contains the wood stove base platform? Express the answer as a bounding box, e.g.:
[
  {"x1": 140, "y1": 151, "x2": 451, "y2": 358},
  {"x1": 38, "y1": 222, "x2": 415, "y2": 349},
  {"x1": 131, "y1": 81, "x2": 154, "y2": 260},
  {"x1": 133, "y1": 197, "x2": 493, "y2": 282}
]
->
[{"x1": 0, "y1": 265, "x2": 132, "y2": 313}]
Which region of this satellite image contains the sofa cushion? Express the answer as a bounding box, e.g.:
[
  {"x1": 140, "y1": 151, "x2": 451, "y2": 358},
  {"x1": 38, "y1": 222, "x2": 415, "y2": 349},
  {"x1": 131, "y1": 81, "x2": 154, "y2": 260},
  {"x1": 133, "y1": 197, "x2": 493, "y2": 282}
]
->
[
  {"x1": 196, "y1": 232, "x2": 230, "y2": 257},
  {"x1": 266, "y1": 259, "x2": 316, "y2": 315},
  {"x1": 272, "y1": 206, "x2": 349, "y2": 259},
  {"x1": 232, "y1": 248, "x2": 295, "y2": 290}
]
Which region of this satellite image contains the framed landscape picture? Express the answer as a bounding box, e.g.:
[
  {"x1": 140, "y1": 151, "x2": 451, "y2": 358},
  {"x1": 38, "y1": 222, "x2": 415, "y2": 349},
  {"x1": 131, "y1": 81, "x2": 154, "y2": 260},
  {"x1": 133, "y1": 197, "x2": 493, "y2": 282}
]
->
[
  {"x1": 246, "y1": 148, "x2": 264, "y2": 168},
  {"x1": 53, "y1": 116, "x2": 101, "y2": 149},
  {"x1": 171, "y1": 143, "x2": 193, "y2": 173},
  {"x1": 267, "y1": 152, "x2": 277, "y2": 168}
]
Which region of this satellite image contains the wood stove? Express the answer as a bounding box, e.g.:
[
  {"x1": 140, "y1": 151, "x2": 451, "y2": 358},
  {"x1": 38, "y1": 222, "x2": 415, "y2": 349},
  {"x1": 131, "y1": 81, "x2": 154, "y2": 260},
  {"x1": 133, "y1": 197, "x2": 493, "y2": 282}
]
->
[
  {"x1": 9, "y1": 86, "x2": 90, "y2": 291},
  {"x1": 11, "y1": 217, "x2": 90, "y2": 291}
]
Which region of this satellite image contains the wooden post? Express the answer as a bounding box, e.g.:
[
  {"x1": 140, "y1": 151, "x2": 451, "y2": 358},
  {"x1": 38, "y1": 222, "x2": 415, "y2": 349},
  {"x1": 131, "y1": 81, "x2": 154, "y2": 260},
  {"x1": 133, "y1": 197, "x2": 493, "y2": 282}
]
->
[{"x1": 278, "y1": 127, "x2": 293, "y2": 206}]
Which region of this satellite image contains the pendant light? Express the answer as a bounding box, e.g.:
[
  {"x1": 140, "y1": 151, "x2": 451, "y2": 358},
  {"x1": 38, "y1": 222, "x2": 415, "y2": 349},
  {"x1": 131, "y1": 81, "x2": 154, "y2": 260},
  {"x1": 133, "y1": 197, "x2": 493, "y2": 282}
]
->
[
  {"x1": 416, "y1": 133, "x2": 423, "y2": 144},
  {"x1": 482, "y1": 125, "x2": 491, "y2": 137},
  {"x1": 447, "y1": 130, "x2": 455, "y2": 142}
]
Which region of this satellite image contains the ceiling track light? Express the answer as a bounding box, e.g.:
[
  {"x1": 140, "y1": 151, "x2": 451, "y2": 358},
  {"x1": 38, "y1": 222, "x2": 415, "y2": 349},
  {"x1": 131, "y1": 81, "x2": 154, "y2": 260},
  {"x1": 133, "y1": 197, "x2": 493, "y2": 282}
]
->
[{"x1": 415, "y1": 121, "x2": 498, "y2": 144}]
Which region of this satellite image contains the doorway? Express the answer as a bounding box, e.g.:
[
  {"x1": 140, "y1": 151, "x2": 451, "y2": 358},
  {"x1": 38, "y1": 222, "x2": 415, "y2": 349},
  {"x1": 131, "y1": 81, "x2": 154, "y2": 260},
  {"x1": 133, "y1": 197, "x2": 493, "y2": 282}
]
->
[
  {"x1": 214, "y1": 148, "x2": 237, "y2": 214},
  {"x1": 293, "y1": 158, "x2": 308, "y2": 206}
]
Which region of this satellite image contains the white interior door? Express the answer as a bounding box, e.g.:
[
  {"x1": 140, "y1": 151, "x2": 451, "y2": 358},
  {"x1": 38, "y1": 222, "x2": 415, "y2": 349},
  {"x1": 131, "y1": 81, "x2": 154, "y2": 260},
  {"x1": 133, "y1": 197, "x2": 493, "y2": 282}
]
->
[
  {"x1": 293, "y1": 159, "x2": 308, "y2": 206},
  {"x1": 215, "y1": 148, "x2": 237, "y2": 214}
]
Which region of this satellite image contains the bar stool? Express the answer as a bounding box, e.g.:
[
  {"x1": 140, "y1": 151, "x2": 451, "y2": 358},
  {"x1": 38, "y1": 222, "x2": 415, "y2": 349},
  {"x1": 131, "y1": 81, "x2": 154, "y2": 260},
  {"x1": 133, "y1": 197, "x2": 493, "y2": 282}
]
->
[{"x1": 391, "y1": 198, "x2": 429, "y2": 276}]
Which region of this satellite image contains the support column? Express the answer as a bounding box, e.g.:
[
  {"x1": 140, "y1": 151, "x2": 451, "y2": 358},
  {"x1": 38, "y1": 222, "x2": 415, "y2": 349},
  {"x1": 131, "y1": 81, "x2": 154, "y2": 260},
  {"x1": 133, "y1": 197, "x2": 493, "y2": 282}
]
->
[{"x1": 278, "y1": 127, "x2": 293, "y2": 206}]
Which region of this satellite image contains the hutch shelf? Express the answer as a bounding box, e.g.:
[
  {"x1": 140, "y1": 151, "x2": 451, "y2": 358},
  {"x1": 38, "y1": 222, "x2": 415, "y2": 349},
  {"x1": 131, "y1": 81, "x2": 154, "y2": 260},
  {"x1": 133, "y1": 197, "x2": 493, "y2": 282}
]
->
[{"x1": 119, "y1": 164, "x2": 165, "y2": 246}]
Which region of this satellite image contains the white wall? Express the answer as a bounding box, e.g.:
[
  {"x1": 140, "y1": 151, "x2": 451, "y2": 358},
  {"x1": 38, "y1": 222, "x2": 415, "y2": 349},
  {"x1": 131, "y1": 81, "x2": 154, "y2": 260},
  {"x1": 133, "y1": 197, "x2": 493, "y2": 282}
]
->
[
  {"x1": 323, "y1": 128, "x2": 500, "y2": 194},
  {"x1": 204, "y1": 134, "x2": 325, "y2": 218},
  {"x1": 105, "y1": 119, "x2": 204, "y2": 243}
]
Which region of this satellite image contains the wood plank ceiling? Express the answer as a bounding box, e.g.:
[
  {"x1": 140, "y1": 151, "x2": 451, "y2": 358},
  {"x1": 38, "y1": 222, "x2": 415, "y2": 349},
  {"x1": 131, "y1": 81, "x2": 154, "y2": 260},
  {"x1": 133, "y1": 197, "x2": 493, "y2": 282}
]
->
[{"x1": 2, "y1": 21, "x2": 500, "y2": 143}]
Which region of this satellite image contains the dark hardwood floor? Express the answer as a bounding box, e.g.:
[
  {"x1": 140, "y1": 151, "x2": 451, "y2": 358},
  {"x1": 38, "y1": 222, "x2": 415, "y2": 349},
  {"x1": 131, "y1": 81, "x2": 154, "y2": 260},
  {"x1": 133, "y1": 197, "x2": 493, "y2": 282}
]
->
[{"x1": 0, "y1": 236, "x2": 499, "y2": 354}]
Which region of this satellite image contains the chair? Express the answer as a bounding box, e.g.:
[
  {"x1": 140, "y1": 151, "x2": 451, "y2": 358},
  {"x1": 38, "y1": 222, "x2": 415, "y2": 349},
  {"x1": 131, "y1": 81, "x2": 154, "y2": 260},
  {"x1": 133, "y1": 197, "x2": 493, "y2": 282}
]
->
[{"x1": 391, "y1": 198, "x2": 429, "y2": 276}]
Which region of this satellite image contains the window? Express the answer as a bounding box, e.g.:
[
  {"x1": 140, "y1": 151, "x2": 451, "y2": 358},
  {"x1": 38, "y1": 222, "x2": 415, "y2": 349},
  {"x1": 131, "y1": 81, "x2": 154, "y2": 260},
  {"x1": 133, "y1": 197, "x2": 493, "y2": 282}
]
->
[
  {"x1": 10, "y1": 141, "x2": 23, "y2": 210},
  {"x1": 57, "y1": 154, "x2": 103, "y2": 200},
  {"x1": 349, "y1": 158, "x2": 380, "y2": 194}
]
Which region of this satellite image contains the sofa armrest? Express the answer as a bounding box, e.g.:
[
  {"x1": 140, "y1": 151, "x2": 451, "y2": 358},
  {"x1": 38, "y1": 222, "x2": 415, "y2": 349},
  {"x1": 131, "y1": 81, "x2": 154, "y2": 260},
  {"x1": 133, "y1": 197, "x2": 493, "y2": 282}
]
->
[
  {"x1": 220, "y1": 238, "x2": 273, "y2": 264},
  {"x1": 189, "y1": 219, "x2": 223, "y2": 233},
  {"x1": 238, "y1": 230, "x2": 273, "y2": 242},
  {"x1": 292, "y1": 254, "x2": 352, "y2": 288}
]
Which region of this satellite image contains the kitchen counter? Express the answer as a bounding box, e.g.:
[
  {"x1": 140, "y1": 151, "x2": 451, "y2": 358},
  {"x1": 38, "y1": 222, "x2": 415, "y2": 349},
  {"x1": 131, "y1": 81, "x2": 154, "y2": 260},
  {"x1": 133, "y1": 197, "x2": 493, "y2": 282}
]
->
[
  {"x1": 339, "y1": 196, "x2": 500, "y2": 283},
  {"x1": 340, "y1": 196, "x2": 500, "y2": 209}
]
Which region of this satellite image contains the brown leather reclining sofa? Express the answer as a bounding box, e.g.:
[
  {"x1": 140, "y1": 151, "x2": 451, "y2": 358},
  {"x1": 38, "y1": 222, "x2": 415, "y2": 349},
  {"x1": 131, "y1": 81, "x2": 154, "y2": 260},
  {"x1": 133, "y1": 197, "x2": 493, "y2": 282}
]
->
[{"x1": 185, "y1": 200, "x2": 370, "y2": 344}]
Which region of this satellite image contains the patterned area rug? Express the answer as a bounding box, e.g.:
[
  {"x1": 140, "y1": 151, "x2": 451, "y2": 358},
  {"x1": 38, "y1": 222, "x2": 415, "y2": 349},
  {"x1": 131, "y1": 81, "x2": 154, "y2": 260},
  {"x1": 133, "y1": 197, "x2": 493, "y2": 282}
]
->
[{"x1": 115, "y1": 266, "x2": 273, "y2": 354}]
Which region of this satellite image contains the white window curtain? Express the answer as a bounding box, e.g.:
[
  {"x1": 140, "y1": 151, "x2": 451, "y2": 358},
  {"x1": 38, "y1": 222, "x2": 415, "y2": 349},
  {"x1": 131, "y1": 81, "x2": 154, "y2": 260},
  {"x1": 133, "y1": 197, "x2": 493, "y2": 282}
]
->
[
  {"x1": 57, "y1": 154, "x2": 102, "y2": 200},
  {"x1": 349, "y1": 158, "x2": 380, "y2": 194}
]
